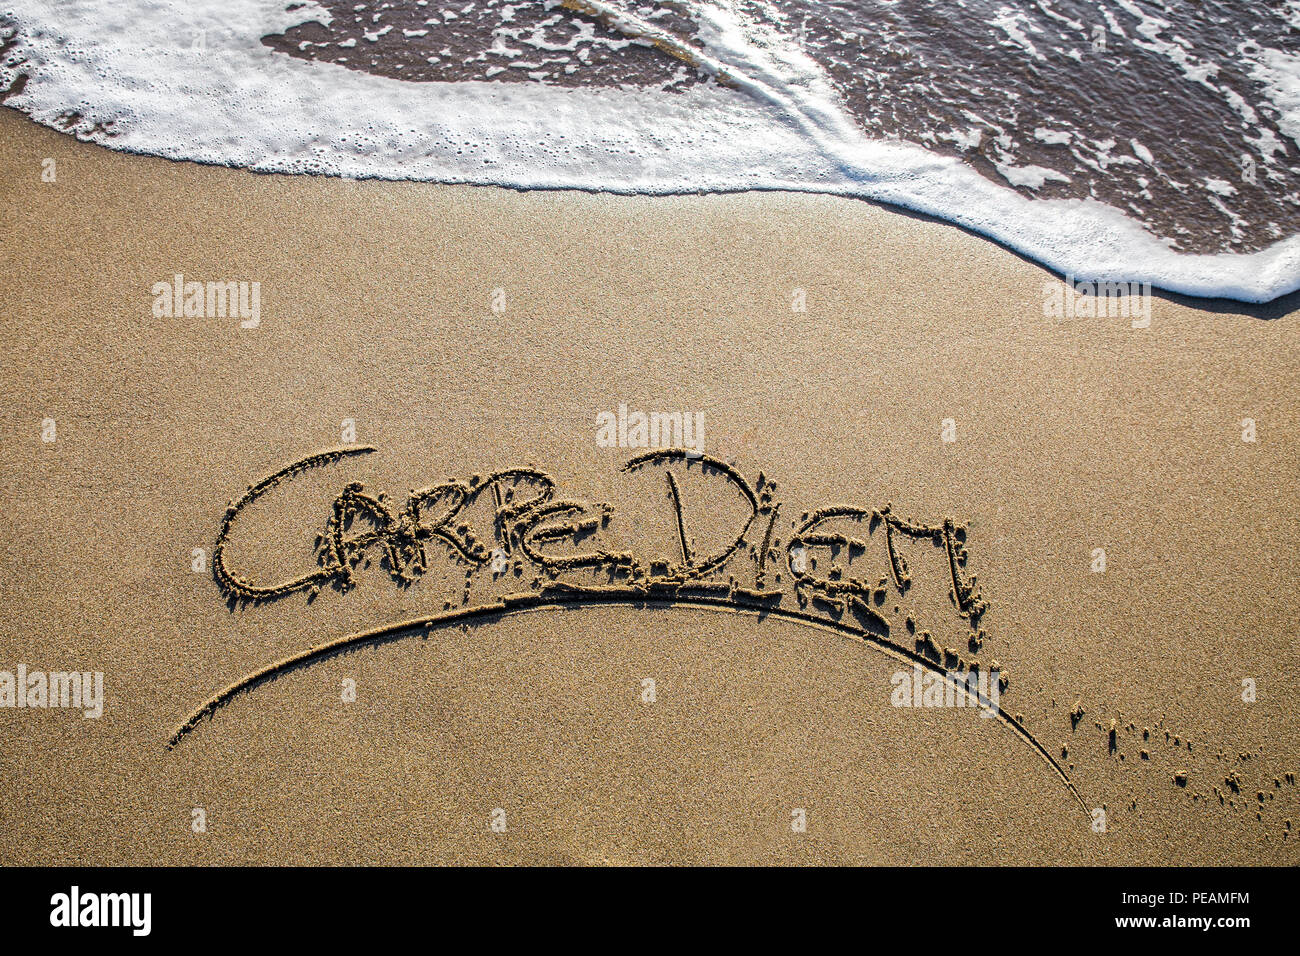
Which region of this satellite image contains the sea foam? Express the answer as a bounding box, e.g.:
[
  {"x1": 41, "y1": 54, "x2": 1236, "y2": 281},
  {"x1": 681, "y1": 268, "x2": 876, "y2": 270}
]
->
[{"x1": 2, "y1": 0, "x2": 1298, "y2": 303}]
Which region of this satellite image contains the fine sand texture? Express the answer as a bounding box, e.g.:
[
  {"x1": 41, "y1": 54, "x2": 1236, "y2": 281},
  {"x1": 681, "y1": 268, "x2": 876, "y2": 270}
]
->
[{"x1": 1, "y1": 107, "x2": 1297, "y2": 864}]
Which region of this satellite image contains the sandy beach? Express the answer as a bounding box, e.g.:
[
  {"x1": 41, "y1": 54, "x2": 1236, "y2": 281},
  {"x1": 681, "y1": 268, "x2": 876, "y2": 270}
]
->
[{"x1": 1, "y1": 105, "x2": 1297, "y2": 865}]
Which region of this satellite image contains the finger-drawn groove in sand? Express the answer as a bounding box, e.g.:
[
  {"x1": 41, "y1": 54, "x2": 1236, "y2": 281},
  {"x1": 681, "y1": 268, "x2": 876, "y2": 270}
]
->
[{"x1": 178, "y1": 446, "x2": 1086, "y2": 816}]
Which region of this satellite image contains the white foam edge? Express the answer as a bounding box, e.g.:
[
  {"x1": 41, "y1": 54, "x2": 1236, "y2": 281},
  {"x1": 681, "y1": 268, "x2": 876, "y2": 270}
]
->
[{"x1": 2, "y1": 0, "x2": 1296, "y2": 304}]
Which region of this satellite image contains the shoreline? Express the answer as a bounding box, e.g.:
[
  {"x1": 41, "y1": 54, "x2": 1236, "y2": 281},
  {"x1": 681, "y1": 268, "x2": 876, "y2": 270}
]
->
[{"x1": 2, "y1": 106, "x2": 1297, "y2": 865}]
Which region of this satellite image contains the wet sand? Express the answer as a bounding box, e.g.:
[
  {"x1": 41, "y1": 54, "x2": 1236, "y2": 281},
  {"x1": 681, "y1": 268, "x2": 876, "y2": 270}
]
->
[{"x1": 1, "y1": 107, "x2": 1297, "y2": 864}]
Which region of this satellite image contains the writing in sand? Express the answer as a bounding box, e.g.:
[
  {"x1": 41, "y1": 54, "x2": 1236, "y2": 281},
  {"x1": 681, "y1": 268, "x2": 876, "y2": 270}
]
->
[
  {"x1": 213, "y1": 446, "x2": 987, "y2": 648},
  {"x1": 174, "y1": 443, "x2": 1085, "y2": 810}
]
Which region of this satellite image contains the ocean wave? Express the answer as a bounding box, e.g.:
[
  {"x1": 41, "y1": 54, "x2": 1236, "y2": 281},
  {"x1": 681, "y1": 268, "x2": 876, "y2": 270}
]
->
[{"x1": 3, "y1": 0, "x2": 1299, "y2": 303}]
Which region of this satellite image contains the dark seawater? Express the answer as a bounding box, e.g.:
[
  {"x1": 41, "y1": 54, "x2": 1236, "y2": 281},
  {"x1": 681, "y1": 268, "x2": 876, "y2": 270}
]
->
[{"x1": 267, "y1": 0, "x2": 1300, "y2": 256}]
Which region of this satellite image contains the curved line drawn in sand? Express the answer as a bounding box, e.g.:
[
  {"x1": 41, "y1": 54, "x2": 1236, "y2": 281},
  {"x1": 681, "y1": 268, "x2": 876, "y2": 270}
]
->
[{"x1": 178, "y1": 446, "x2": 1086, "y2": 814}]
